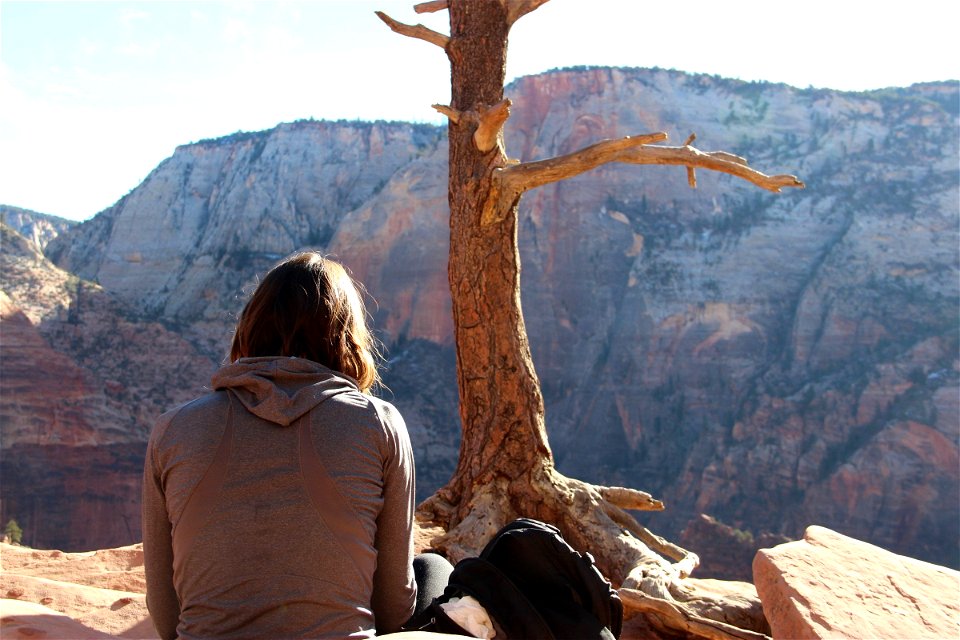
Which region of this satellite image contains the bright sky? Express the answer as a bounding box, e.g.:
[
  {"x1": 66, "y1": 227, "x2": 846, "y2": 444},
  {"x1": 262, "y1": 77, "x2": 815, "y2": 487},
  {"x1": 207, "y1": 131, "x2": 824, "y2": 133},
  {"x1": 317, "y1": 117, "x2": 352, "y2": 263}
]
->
[{"x1": 1, "y1": 0, "x2": 957, "y2": 221}]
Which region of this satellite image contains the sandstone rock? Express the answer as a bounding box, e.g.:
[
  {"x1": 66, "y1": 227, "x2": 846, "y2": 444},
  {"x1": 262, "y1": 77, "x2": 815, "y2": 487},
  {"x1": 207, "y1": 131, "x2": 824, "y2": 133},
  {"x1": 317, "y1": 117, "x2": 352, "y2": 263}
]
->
[
  {"x1": 0, "y1": 541, "x2": 478, "y2": 640},
  {"x1": 1, "y1": 542, "x2": 153, "y2": 639},
  {"x1": 8, "y1": 69, "x2": 957, "y2": 572},
  {"x1": 0, "y1": 576, "x2": 154, "y2": 639},
  {"x1": 1, "y1": 291, "x2": 105, "y2": 447},
  {"x1": 0, "y1": 205, "x2": 75, "y2": 252},
  {"x1": 0, "y1": 225, "x2": 214, "y2": 550},
  {"x1": 753, "y1": 526, "x2": 960, "y2": 639},
  {"x1": 1, "y1": 543, "x2": 147, "y2": 594},
  {"x1": 1, "y1": 599, "x2": 117, "y2": 638},
  {"x1": 46, "y1": 121, "x2": 446, "y2": 344}
]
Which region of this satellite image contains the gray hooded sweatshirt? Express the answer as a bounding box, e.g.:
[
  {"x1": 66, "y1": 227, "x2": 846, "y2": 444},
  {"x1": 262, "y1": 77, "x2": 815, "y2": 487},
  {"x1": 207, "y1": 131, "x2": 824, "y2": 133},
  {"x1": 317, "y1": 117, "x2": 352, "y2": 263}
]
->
[{"x1": 142, "y1": 357, "x2": 416, "y2": 639}]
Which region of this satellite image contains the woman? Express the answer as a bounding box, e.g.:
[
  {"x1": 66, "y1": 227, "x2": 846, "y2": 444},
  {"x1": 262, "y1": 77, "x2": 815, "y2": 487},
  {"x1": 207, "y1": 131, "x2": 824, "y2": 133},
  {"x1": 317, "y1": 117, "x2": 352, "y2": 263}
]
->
[{"x1": 142, "y1": 252, "x2": 429, "y2": 639}]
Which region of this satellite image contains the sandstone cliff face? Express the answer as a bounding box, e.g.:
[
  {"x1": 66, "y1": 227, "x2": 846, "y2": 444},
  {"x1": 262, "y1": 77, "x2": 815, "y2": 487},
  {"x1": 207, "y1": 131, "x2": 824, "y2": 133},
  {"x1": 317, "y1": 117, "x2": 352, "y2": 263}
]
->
[
  {"x1": 14, "y1": 69, "x2": 959, "y2": 568},
  {"x1": 48, "y1": 121, "x2": 445, "y2": 356},
  {"x1": 502, "y1": 70, "x2": 959, "y2": 570},
  {"x1": 0, "y1": 205, "x2": 75, "y2": 252},
  {"x1": 0, "y1": 223, "x2": 214, "y2": 549}
]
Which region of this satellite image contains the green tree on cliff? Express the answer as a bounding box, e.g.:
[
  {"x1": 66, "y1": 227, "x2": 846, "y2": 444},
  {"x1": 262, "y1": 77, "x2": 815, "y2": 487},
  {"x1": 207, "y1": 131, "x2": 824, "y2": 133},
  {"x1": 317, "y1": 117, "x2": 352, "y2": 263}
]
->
[{"x1": 4, "y1": 518, "x2": 23, "y2": 545}]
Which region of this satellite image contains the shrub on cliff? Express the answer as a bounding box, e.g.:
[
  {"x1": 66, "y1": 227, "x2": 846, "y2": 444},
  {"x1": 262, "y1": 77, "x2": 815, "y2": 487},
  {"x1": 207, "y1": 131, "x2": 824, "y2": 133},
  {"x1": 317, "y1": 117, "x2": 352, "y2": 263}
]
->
[{"x1": 4, "y1": 518, "x2": 23, "y2": 544}]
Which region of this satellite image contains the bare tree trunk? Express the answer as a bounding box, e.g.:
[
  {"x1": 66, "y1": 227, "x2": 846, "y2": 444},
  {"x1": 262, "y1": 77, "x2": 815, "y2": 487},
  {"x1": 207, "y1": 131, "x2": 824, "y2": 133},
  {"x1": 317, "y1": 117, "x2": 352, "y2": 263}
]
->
[
  {"x1": 377, "y1": 1, "x2": 802, "y2": 636},
  {"x1": 418, "y1": 0, "x2": 555, "y2": 559}
]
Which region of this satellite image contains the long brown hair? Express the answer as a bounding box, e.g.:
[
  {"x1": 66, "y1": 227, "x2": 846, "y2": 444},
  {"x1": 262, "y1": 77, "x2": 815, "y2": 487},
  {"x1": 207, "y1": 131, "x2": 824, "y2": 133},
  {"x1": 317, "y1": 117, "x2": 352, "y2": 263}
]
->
[{"x1": 230, "y1": 252, "x2": 381, "y2": 392}]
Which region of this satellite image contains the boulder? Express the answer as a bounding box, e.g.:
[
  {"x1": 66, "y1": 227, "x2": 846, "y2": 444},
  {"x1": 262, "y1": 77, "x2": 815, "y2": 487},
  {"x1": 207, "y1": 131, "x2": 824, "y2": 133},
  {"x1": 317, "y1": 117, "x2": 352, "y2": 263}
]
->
[{"x1": 753, "y1": 526, "x2": 960, "y2": 639}]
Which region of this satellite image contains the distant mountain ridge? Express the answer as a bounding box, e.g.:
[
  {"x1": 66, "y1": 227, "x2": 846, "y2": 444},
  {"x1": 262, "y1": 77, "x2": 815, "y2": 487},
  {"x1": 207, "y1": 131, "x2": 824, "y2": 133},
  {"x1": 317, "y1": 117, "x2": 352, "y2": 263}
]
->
[
  {"x1": 0, "y1": 205, "x2": 76, "y2": 251},
  {"x1": 3, "y1": 68, "x2": 957, "y2": 573}
]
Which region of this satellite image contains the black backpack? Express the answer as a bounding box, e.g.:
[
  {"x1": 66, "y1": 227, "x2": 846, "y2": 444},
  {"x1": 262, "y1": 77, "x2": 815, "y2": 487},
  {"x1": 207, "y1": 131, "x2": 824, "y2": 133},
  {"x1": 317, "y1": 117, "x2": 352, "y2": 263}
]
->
[{"x1": 415, "y1": 518, "x2": 623, "y2": 639}]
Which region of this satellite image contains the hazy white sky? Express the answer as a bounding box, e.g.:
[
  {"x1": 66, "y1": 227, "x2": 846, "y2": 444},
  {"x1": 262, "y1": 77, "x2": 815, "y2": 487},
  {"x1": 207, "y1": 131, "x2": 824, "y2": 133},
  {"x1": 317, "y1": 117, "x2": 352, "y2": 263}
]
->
[{"x1": 1, "y1": 0, "x2": 957, "y2": 221}]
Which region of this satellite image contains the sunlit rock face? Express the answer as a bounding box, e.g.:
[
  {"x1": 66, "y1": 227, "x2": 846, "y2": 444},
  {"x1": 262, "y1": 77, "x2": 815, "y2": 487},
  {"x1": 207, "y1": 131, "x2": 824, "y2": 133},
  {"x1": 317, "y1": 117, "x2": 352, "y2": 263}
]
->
[
  {"x1": 753, "y1": 526, "x2": 960, "y2": 639},
  {"x1": 12, "y1": 69, "x2": 958, "y2": 569},
  {"x1": 0, "y1": 205, "x2": 75, "y2": 252},
  {"x1": 47, "y1": 120, "x2": 449, "y2": 356}
]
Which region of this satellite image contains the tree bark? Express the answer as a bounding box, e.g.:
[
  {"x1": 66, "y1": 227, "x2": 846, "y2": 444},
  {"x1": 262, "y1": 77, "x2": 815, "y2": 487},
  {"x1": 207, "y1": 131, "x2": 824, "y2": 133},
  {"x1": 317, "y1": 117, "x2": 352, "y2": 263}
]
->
[
  {"x1": 417, "y1": 0, "x2": 556, "y2": 555},
  {"x1": 379, "y1": 1, "x2": 801, "y2": 636}
]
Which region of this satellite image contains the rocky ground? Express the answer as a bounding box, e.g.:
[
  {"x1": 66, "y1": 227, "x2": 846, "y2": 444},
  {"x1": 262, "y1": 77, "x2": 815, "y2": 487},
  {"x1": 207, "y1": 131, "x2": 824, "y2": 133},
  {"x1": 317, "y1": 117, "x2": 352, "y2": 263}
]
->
[
  {"x1": 1, "y1": 542, "x2": 153, "y2": 638},
  {"x1": 2, "y1": 525, "x2": 957, "y2": 639}
]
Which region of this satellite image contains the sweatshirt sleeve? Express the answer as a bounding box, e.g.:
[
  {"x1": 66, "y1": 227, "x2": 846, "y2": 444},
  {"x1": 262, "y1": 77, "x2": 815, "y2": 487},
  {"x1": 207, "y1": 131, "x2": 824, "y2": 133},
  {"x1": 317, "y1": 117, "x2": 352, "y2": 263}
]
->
[
  {"x1": 142, "y1": 413, "x2": 181, "y2": 640},
  {"x1": 370, "y1": 399, "x2": 417, "y2": 633}
]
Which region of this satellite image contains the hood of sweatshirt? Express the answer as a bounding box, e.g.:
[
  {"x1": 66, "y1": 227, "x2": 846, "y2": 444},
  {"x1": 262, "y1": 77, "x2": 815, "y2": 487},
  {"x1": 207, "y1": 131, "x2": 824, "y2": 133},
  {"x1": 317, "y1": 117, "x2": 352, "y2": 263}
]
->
[{"x1": 211, "y1": 356, "x2": 359, "y2": 426}]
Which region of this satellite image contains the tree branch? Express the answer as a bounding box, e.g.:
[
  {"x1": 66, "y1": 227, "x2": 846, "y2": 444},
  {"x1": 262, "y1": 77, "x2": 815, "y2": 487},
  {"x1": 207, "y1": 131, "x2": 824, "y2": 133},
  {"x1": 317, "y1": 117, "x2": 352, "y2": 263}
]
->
[
  {"x1": 375, "y1": 11, "x2": 450, "y2": 50},
  {"x1": 599, "y1": 485, "x2": 664, "y2": 511},
  {"x1": 474, "y1": 99, "x2": 512, "y2": 152},
  {"x1": 499, "y1": 133, "x2": 667, "y2": 193},
  {"x1": 414, "y1": 0, "x2": 449, "y2": 13},
  {"x1": 603, "y1": 501, "x2": 699, "y2": 574},
  {"x1": 619, "y1": 589, "x2": 772, "y2": 640},
  {"x1": 481, "y1": 134, "x2": 665, "y2": 225},
  {"x1": 432, "y1": 104, "x2": 462, "y2": 124},
  {"x1": 483, "y1": 132, "x2": 804, "y2": 225},
  {"x1": 617, "y1": 143, "x2": 804, "y2": 192},
  {"x1": 505, "y1": 0, "x2": 553, "y2": 26}
]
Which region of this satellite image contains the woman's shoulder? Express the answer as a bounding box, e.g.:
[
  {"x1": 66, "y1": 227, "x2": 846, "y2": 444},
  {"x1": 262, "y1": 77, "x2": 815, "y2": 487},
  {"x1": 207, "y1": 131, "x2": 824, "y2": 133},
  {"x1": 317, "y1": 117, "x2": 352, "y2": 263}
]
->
[
  {"x1": 149, "y1": 390, "x2": 230, "y2": 447},
  {"x1": 367, "y1": 395, "x2": 404, "y2": 425},
  {"x1": 319, "y1": 391, "x2": 408, "y2": 442},
  {"x1": 366, "y1": 397, "x2": 412, "y2": 457},
  {"x1": 159, "y1": 389, "x2": 229, "y2": 424}
]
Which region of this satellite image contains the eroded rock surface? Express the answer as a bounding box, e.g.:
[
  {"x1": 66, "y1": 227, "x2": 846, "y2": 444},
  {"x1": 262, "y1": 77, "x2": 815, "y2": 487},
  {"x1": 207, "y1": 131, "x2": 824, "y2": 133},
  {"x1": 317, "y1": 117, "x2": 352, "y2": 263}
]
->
[
  {"x1": 753, "y1": 526, "x2": 960, "y2": 639},
  {"x1": 0, "y1": 224, "x2": 214, "y2": 549},
  {"x1": 4, "y1": 69, "x2": 957, "y2": 569}
]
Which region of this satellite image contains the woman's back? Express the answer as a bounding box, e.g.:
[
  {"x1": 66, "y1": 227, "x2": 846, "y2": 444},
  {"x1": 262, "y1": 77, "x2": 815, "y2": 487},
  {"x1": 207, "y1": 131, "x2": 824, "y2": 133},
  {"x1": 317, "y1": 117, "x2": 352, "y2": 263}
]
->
[{"x1": 143, "y1": 356, "x2": 416, "y2": 639}]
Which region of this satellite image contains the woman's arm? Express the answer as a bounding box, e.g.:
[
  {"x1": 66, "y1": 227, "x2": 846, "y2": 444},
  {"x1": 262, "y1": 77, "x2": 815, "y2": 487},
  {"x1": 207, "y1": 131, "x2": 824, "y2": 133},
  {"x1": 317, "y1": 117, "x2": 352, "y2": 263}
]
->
[
  {"x1": 370, "y1": 400, "x2": 418, "y2": 634},
  {"x1": 142, "y1": 418, "x2": 181, "y2": 640}
]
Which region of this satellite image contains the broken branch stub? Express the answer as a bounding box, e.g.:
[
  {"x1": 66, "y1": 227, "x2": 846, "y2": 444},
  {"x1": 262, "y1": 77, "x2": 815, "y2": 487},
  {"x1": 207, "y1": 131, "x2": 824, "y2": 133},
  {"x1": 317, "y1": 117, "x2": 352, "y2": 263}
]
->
[
  {"x1": 684, "y1": 133, "x2": 698, "y2": 187},
  {"x1": 414, "y1": 0, "x2": 449, "y2": 13},
  {"x1": 432, "y1": 104, "x2": 462, "y2": 124},
  {"x1": 505, "y1": 0, "x2": 553, "y2": 26},
  {"x1": 474, "y1": 99, "x2": 512, "y2": 152},
  {"x1": 375, "y1": 11, "x2": 450, "y2": 50}
]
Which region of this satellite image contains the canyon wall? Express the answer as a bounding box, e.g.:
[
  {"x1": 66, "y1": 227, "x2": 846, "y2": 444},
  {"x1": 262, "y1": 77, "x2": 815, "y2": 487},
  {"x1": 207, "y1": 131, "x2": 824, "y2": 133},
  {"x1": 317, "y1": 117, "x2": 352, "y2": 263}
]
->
[
  {"x1": 1, "y1": 224, "x2": 214, "y2": 549},
  {"x1": 5, "y1": 68, "x2": 957, "y2": 571},
  {"x1": 0, "y1": 205, "x2": 75, "y2": 251}
]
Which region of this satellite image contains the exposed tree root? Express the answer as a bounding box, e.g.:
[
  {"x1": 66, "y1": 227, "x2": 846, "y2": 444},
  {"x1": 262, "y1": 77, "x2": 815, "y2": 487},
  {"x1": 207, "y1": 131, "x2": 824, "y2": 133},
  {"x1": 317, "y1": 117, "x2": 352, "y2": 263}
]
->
[
  {"x1": 620, "y1": 588, "x2": 771, "y2": 640},
  {"x1": 417, "y1": 464, "x2": 770, "y2": 639}
]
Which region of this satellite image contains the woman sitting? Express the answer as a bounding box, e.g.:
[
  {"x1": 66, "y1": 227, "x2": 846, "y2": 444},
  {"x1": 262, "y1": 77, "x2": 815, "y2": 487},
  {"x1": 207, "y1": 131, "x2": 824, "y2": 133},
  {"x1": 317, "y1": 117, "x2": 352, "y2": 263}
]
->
[{"x1": 142, "y1": 251, "x2": 440, "y2": 639}]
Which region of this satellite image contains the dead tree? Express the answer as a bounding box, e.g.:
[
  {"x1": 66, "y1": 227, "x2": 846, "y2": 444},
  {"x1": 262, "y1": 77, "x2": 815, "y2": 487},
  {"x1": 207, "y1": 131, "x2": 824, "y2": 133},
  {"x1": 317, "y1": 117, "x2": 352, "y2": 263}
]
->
[{"x1": 378, "y1": 1, "x2": 803, "y2": 637}]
